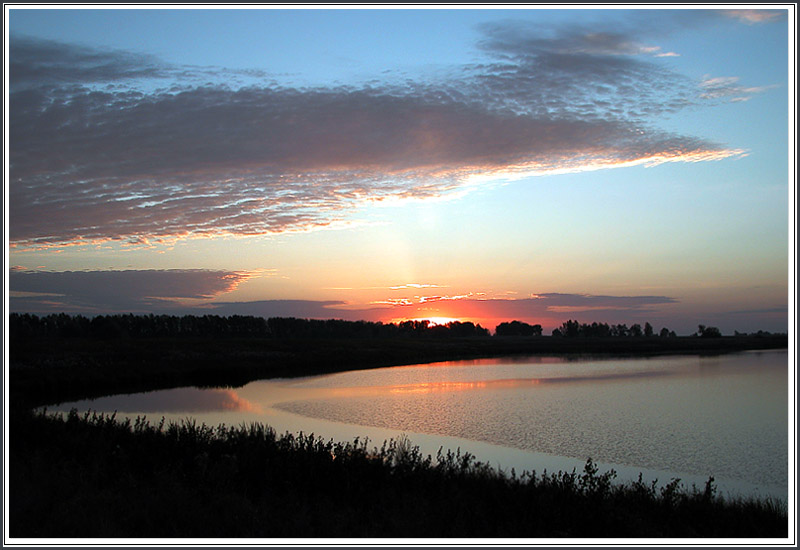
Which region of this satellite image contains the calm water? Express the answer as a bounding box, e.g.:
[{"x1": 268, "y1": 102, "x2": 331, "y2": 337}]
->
[{"x1": 51, "y1": 350, "x2": 789, "y2": 501}]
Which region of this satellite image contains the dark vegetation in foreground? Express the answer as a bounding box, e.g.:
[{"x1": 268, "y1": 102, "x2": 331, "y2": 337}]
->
[
  {"x1": 8, "y1": 313, "x2": 789, "y2": 538},
  {"x1": 10, "y1": 409, "x2": 788, "y2": 538}
]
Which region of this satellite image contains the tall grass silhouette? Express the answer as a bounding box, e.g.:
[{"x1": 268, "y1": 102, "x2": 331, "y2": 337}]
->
[{"x1": 10, "y1": 408, "x2": 787, "y2": 538}]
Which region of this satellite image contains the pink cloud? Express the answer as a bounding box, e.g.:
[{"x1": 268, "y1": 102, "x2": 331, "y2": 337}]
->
[
  {"x1": 9, "y1": 23, "x2": 756, "y2": 249},
  {"x1": 721, "y1": 9, "x2": 786, "y2": 24}
]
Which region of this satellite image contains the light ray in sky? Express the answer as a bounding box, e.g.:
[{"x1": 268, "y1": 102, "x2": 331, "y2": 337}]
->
[{"x1": 6, "y1": 6, "x2": 791, "y2": 334}]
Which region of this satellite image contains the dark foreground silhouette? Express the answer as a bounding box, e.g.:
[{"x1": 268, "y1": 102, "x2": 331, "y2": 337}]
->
[
  {"x1": 9, "y1": 314, "x2": 787, "y2": 409},
  {"x1": 10, "y1": 409, "x2": 787, "y2": 538},
  {"x1": 8, "y1": 314, "x2": 789, "y2": 538}
]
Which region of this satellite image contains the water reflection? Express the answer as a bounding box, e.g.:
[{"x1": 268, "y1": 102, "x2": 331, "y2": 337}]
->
[
  {"x1": 286, "y1": 353, "x2": 728, "y2": 391},
  {"x1": 381, "y1": 370, "x2": 677, "y2": 395},
  {"x1": 60, "y1": 387, "x2": 263, "y2": 414},
  {"x1": 50, "y1": 350, "x2": 789, "y2": 501}
]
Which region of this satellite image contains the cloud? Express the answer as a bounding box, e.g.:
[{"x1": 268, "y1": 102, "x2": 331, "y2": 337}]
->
[
  {"x1": 389, "y1": 283, "x2": 445, "y2": 290},
  {"x1": 721, "y1": 306, "x2": 788, "y2": 316},
  {"x1": 207, "y1": 292, "x2": 679, "y2": 325},
  {"x1": 11, "y1": 272, "x2": 784, "y2": 334},
  {"x1": 390, "y1": 292, "x2": 677, "y2": 318},
  {"x1": 371, "y1": 298, "x2": 416, "y2": 307},
  {"x1": 700, "y1": 76, "x2": 778, "y2": 102},
  {"x1": 8, "y1": 269, "x2": 677, "y2": 323},
  {"x1": 202, "y1": 299, "x2": 351, "y2": 319},
  {"x1": 721, "y1": 9, "x2": 786, "y2": 24},
  {"x1": 9, "y1": 16, "x2": 763, "y2": 248},
  {"x1": 9, "y1": 268, "x2": 251, "y2": 313},
  {"x1": 472, "y1": 16, "x2": 772, "y2": 117},
  {"x1": 9, "y1": 36, "x2": 168, "y2": 90}
]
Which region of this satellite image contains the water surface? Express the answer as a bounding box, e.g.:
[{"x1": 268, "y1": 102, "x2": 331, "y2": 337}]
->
[{"x1": 52, "y1": 350, "x2": 789, "y2": 501}]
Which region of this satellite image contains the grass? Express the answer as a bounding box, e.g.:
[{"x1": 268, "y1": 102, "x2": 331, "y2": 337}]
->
[
  {"x1": 7, "y1": 331, "x2": 790, "y2": 539},
  {"x1": 9, "y1": 408, "x2": 788, "y2": 539}
]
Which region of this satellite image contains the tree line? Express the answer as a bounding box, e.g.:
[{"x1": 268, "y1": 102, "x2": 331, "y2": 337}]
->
[
  {"x1": 10, "y1": 313, "x2": 770, "y2": 340},
  {"x1": 7, "y1": 313, "x2": 491, "y2": 340},
  {"x1": 551, "y1": 320, "x2": 678, "y2": 338},
  {"x1": 494, "y1": 319, "x2": 677, "y2": 338},
  {"x1": 495, "y1": 319, "x2": 742, "y2": 339}
]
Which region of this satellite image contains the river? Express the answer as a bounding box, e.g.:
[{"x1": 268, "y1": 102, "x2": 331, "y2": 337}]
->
[{"x1": 50, "y1": 349, "x2": 790, "y2": 502}]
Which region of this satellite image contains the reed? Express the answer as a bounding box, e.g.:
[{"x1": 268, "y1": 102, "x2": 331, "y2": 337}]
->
[{"x1": 9, "y1": 408, "x2": 788, "y2": 538}]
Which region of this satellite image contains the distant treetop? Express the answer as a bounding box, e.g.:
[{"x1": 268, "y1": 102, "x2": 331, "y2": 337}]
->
[{"x1": 8, "y1": 313, "x2": 490, "y2": 340}]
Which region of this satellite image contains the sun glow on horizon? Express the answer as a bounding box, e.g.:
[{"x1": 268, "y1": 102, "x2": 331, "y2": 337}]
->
[{"x1": 405, "y1": 317, "x2": 462, "y2": 326}]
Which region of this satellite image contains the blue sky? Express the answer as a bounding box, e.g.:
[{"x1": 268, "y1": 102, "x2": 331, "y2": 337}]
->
[{"x1": 5, "y1": 6, "x2": 793, "y2": 334}]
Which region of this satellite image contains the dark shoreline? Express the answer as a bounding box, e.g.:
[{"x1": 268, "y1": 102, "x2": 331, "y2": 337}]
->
[
  {"x1": 9, "y1": 333, "x2": 788, "y2": 409},
  {"x1": 7, "y1": 333, "x2": 790, "y2": 538}
]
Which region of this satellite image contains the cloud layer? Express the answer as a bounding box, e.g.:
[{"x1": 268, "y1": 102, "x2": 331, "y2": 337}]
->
[
  {"x1": 9, "y1": 268, "x2": 251, "y2": 312},
  {"x1": 9, "y1": 13, "x2": 768, "y2": 249},
  {"x1": 365, "y1": 292, "x2": 680, "y2": 325},
  {"x1": 8, "y1": 267, "x2": 785, "y2": 334},
  {"x1": 9, "y1": 267, "x2": 675, "y2": 320}
]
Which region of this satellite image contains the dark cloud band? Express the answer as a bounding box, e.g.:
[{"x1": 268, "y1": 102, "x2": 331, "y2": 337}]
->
[
  {"x1": 9, "y1": 268, "x2": 251, "y2": 313},
  {"x1": 8, "y1": 267, "x2": 676, "y2": 321},
  {"x1": 9, "y1": 16, "x2": 760, "y2": 248}
]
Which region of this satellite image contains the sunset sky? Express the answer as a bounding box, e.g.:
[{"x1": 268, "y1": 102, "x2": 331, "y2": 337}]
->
[{"x1": 5, "y1": 6, "x2": 793, "y2": 335}]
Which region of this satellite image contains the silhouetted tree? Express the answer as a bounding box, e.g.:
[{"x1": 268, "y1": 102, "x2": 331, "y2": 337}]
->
[
  {"x1": 610, "y1": 324, "x2": 628, "y2": 337},
  {"x1": 644, "y1": 322, "x2": 653, "y2": 337},
  {"x1": 697, "y1": 324, "x2": 722, "y2": 338},
  {"x1": 579, "y1": 322, "x2": 611, "y2": 337},
  {"x1": 561, "y1": 319, "x2": 581, "y2": 338},
  {"x1": 495, "y1": 320, "x2": 542, "y2": 337},
  {"x1": 9, "y1": 313, "x2": 499, "y2": 340}
]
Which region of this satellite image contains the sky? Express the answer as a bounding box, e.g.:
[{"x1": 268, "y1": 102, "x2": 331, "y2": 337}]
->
[{"x1": 4, "y1": 5, "x2": 794, "y2": 335}]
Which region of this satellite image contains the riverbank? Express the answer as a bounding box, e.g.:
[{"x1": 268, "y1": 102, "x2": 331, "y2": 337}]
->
[
  {"x1": 9, "y1": 333, "x2": 788, "y2": 409},
  {"x1": 9, "y1": 407, "x2": 788, "y2": 538},
  {"x1": 7, "y1": 333, "x2": 790, "y2": 539}
]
